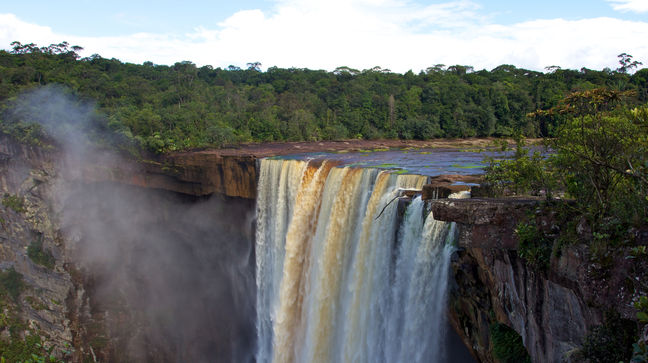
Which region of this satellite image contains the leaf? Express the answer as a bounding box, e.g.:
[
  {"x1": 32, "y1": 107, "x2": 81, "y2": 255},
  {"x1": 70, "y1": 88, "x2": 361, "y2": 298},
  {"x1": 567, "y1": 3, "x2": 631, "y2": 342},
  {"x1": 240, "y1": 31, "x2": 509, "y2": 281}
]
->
[{"x1": 637, "y1": 311, "x2": 648, "y2": 323}]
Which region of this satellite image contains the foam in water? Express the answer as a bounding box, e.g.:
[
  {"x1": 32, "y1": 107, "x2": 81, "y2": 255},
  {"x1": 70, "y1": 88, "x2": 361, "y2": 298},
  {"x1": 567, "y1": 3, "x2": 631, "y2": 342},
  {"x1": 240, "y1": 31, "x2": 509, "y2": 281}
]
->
[{"x1": 255, "y1": 158, "x2": 462, "y2": 363}]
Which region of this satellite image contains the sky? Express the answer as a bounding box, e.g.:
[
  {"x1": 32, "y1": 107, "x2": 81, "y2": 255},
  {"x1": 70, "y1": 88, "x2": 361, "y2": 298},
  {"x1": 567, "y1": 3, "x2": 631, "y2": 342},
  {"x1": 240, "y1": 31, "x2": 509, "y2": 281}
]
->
[{"x1": 1, "y1": 0, "x2": 647, "y2": 73}]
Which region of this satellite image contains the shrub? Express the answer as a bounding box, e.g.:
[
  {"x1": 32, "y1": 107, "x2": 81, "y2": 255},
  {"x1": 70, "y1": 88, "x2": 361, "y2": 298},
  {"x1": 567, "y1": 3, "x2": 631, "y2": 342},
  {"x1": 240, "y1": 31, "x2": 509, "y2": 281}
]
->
[
  {"x1": 27, "y1": 239, "x2": 55, "y2": 270},
  {"x1": 0, "y1": 333, "x2": 65, "y2": 363},
  {"x1": 2, "y1": 194, "x2": 25, "y2": 213},
  {"x1": 483, "y1": 136, "x2": 556, "y2": 197},
  {"x1": 0, "y1": 267, "x2": 24, "y2": 302},
  {"x1": 490, "y1": 323, "x2": 531, "y2": 363},
  {"x1": 581, "y1": 311, "x2": 637, "y2": 363},
  {"x1": 516, "y1": 222, "x2": 552, "y2": 271}
]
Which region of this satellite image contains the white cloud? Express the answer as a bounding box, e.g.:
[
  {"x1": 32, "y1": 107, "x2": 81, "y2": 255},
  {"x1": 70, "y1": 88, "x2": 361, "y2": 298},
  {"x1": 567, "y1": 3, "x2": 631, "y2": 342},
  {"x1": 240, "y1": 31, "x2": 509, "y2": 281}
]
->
[
  {"x1": 607, "y1": 0, "x2": 648, "y2": 13},
  {"x1": 1, "y1": 1, "x2": 647, "y2": 73},
  {"x1": 0, "y1": 13, "x2": 59, "y2": 48}
]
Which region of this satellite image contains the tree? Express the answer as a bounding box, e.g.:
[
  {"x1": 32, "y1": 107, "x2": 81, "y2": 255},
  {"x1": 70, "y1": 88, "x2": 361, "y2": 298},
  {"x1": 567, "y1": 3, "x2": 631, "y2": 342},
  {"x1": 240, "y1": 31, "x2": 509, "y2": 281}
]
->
[
  {"x1": 493, "y1": 88, "x2": 647, "y2": 225},
  {"x1": 544, "y1": 65, "x2": 561, "y2": 73},
  {"x1": 246, "y1": 62, "x2": 262, "y2": 71},
  {"x1": 617, "y1": 53, "x2": 643, "y2": 74}
]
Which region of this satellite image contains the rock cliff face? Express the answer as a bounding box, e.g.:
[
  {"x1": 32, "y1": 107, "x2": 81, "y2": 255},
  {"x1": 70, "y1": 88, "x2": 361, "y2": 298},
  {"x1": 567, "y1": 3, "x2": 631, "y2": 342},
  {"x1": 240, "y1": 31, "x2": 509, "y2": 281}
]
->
[
  {"x1": 432, "y1": 198, "x2": 643, "y2": 363},
  {"x1": 77, "y1": 151, "x2": 258, "y2": 199},
  {"x1": 0, "y1": 138, "x2": 80, "y2": 358},
  {"x1": 5, "y1": 135, "x2": 641, "y2": 363},
  {"x1": 0, "y1": 137, "x2": 257, "y2": 362}
]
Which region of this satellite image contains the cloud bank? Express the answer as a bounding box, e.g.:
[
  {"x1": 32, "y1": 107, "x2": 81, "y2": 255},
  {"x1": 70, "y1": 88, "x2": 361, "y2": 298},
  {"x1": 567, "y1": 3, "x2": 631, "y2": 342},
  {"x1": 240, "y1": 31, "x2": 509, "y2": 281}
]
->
[
  {"x1": 1, "y1": 0, "x2": 647, "y2": 73},
  {"x1": 607, "y1": 0, "x2": 648, "y2": 13}
]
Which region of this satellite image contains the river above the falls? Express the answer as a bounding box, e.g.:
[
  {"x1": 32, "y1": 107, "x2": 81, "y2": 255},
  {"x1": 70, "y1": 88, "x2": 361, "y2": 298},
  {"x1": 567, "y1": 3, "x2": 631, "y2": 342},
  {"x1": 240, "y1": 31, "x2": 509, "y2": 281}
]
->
[{"x1": 266, "y1": 147, "x2": 507, "y2": 177}]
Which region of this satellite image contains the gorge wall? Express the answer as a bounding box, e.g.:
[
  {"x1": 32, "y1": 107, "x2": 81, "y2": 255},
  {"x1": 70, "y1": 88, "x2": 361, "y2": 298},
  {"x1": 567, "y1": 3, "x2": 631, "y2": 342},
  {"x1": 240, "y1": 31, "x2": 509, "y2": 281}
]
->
[
  {"x1": 432, "y1": 198, "x2": 646, "y2": 363},
  {"x1": 0, "y1": 136, "x2": 257, "y2": 362},
  {"x1": 2, "y1": 134, "x2": 642, "y2": 363}
]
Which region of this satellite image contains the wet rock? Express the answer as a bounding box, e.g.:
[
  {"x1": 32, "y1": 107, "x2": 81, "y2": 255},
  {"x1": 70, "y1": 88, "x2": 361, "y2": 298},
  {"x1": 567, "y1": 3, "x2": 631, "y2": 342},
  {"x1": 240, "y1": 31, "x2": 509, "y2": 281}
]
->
[
  {"x1": 421, "y1": 174, "x2": 478, "y2": 200},
  {"x1": 422, "y1": 183, "x2": 470, "y2": 200}
]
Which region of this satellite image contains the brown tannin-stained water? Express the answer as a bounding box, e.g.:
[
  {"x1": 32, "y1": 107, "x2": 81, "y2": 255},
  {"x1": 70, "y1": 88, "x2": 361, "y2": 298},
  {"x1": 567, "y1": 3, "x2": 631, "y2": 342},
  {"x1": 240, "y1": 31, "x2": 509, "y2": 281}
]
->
[{"x1": 255, "y1": 155, "x2": 476, "y2": 363}]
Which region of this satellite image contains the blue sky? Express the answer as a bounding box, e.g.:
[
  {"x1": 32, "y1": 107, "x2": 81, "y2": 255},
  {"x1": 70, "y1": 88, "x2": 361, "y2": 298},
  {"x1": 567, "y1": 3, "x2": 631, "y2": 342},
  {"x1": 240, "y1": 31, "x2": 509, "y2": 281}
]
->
[{"x1": 1, "y1": 0, "x2": 647, "y2": 72}]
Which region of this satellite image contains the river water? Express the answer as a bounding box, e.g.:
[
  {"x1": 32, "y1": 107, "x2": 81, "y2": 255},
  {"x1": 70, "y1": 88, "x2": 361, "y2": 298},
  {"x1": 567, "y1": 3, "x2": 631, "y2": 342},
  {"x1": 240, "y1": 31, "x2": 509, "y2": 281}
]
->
[{"x1": 255, "y1": 151, "x2": 479, "y2": 363}]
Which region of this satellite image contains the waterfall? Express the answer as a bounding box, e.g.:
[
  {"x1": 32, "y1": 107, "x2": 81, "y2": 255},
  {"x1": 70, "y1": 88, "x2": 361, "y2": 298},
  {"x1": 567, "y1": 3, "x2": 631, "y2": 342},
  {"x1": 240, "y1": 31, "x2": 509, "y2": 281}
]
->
[{"x1": 255, "y1": 158, "x2": 461, "y2": 363}]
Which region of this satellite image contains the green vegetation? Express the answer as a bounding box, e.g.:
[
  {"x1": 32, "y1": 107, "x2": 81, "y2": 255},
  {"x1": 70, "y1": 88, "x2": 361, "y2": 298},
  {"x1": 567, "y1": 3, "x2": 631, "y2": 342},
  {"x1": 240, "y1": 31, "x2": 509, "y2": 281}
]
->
[
  {"x1": 0, "y1": 266, "x2": 67, "y2": 363},
  {"x1": 581, "y1": 311, "x2": 637, "y2": 363},
  {"x1": 2, "y1": 193, "x2": 25, "y2": 213},
  {"x1": 485, "y1": 88, "x2": 648, "y2": 237},
  {"x1": 485, "y1": 88, "x2": 648, "y2": 362},
  {"x1": 515, "y1": 222, "x2": 552, "y2": 271},
  {"x1": 450, "y1": 163, "x2": 482, "y2": 169},
  {"x1": 0, "y1": 333, "x2": 65, "y2": 363},
  {"x1": 24, "y1": 296, "x2": 48, "y2": 311},
  {"x1": 27, "y1": 238, "x2": 55, "y2": 270},
  {"x1": 629, "y1": 296, "x2": 648, "y2": 363},
  {"x1": 0, "y1": 267, "x2": 24, "y2": 302},
  {"x1": 489, "y1": 323, "x2": 531, "y2": 363},
  {"x1": 0, "y1": 42, "x2": 646, "y2": 153},
  {"x1": 483, "y1": 136, "x2": 555, "y2": 197}
]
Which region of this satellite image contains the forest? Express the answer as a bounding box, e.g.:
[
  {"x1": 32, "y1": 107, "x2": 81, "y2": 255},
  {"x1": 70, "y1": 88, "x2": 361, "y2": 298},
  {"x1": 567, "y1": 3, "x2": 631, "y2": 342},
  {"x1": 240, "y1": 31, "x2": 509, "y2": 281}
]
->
[
  {"x1": 0, "y1": 41, "x2": 646, "y2": 153},
  {"x1": 1, "y1": 41, "x2": 648, "y2": 362}
]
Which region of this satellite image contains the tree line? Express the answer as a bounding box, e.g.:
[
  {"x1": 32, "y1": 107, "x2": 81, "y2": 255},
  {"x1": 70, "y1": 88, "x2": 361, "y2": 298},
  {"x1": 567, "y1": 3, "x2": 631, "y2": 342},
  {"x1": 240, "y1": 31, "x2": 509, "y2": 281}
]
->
[{"x1": 1, "y1": 41, "x2": 646, "y2": 153}]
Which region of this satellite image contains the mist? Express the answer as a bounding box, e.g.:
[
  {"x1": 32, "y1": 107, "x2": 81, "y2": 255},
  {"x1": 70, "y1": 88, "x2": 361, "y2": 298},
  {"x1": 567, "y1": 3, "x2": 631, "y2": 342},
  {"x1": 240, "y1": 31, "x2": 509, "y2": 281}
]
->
[{"x1": 5, "y1": 85, "x2": 257, "y2": 362}]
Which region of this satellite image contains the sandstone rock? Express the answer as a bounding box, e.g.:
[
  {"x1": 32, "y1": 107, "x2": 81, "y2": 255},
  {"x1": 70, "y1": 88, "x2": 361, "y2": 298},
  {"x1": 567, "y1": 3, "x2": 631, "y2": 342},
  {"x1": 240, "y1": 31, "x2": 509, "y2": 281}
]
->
[
  {"x1": 442, "y1": 197, "x2": 642, "y2": 363},
  {"x1": 75, "y1": 151, "x2": 258, "y2": 199},
  {"x1": 422, "y1": 183, "x2": 470, "y2": 200}
]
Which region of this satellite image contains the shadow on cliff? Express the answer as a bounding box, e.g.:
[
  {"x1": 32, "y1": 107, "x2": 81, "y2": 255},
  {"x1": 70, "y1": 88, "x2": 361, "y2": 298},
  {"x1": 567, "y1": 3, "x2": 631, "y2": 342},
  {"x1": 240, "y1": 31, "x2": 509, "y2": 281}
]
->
[
  {"x1": 5, "y1": 85, "x2": 257, "y2": 362},
  {"x1": 62, "y1": 184, "x2": 256, "y2": 362}
]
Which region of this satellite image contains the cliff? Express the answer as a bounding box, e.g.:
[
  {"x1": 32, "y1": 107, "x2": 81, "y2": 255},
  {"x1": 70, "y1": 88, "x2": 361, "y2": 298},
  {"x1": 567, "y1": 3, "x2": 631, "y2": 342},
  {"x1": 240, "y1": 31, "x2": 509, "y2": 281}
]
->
[
  {"x1": 4, "y1": 134, "x2": 643, "y2": 362},
  {"x1": 75, "y1": 151, "x2": 257, "y2": 199},
  {"x1": 0, "y1": 137, "x2": 257, "y2": 362},
  {"x1": 0, "y1": 138, "x2": 80, "y2": 359},
  {"x1": 431, "y1": 198, "x2": 646, "y2": 363}
]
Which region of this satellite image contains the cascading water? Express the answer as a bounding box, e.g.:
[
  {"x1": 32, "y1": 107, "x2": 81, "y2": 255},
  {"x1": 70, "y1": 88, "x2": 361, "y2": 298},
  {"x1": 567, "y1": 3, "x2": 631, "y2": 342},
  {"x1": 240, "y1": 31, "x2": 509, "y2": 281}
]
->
[{"x1": 256, "y1": 158, "x2": 464, "y2": 363}]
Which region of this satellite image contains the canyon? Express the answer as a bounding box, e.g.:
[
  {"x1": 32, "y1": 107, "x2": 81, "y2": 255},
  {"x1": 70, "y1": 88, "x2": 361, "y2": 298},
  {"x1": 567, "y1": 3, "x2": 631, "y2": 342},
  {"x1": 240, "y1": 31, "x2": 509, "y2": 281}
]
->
[{"x1": 0, "y1": 136, "x2": 640, "y2": 362}]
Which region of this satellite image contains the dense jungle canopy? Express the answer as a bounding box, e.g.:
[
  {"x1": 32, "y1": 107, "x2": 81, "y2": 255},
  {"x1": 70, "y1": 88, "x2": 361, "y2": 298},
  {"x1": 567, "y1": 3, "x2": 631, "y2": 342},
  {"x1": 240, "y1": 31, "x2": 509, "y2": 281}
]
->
[{"x1": 1, "y1": 41, "x2": 646, "y2": 153}]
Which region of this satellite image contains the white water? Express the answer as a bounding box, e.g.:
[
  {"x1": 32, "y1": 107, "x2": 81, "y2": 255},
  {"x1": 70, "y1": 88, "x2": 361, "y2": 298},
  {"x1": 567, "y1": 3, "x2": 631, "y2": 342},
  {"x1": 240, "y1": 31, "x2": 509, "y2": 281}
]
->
[{"x1": 255, "y1": 158, "x2": 462, "y2": 363}]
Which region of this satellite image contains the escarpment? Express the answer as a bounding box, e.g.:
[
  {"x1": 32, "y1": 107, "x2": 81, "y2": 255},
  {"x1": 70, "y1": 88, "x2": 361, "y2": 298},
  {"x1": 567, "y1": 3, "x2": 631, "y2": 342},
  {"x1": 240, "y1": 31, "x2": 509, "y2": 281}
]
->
[
  {"x1": 432, "y1": 198, "x2": 646, "y2": 363},
  {"x1": 0, "y1": 137, "x2": 257, "y2": 362},
  {"x1": 2, "y1": 134, "x2": 643, "y2": 363}
]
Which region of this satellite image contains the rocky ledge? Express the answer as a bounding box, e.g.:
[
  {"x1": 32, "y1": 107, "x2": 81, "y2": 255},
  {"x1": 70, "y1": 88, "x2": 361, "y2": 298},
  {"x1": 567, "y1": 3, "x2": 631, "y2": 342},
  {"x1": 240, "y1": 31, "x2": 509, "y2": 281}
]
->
[
  {"x1": 431, "y1": 197, "x2": 646, "y2": 363},
  {"x1": 78, "y1": 138, "x2": 493, "y2": 199},
  {"x1": 432, "y1": 198, "x2": 540, "y2": 249}
]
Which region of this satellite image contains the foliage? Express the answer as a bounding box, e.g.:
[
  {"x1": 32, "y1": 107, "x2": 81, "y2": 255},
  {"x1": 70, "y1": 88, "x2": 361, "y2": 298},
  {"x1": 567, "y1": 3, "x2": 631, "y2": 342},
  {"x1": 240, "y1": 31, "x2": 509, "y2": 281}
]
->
[
  {"x1": 0, "y1": 42, "x2": 646, "y2": 152},
  {"x1": 581, "y1": 311, "x2": 637, "y2": 363},
  {"x1": 0, "y1": 267, "x2": 24, "y2": 302},
  {"x1": 618, "y1": 53, "x2": 643, "y2": 74},
  {"x1": 23, "y1": 296, "x2": 47, "y2": 311},
  {"x1": 27, "y1": 238, "x2": 55, "y2": 270},
  {"x1": 0, "y1": 120, "x2": 48, "y2": 147},
  {"x1": 637, "y1": 296, "x2": 648, "y2": 324},
  {"x1": 630, "y1": 297, "x2": 648, "y2": 363},
  {"x1": 631, "y1": 342, "x2": 647, "y2": 363},
  {"x1": 486, "y1": 89, "x2": 648, "y2": 360},
  {"x1": 489, "y1": 323, "x2": 531, "y2": 363},
  {"x1": 515, "y1": 222, "x2": 552, "y2": 270},
  {"x1": 2, "y1": 193, "x2": 25, "y2": 213},
  {"x1": 549, "y1": 96, "x2": 648, "y2": 225},
  {"x1": 0, "y1": 333, "x2": 65, "y2": 363},
  {"x1": 0, "y1": 267, "x2": 66, "y2": 362},
  {"x1": 486, "y1": 89, "x2": 648, "y2": 229},
  {"x1": 483, "y1": 136, "x2": 556, "y2": 197}
]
